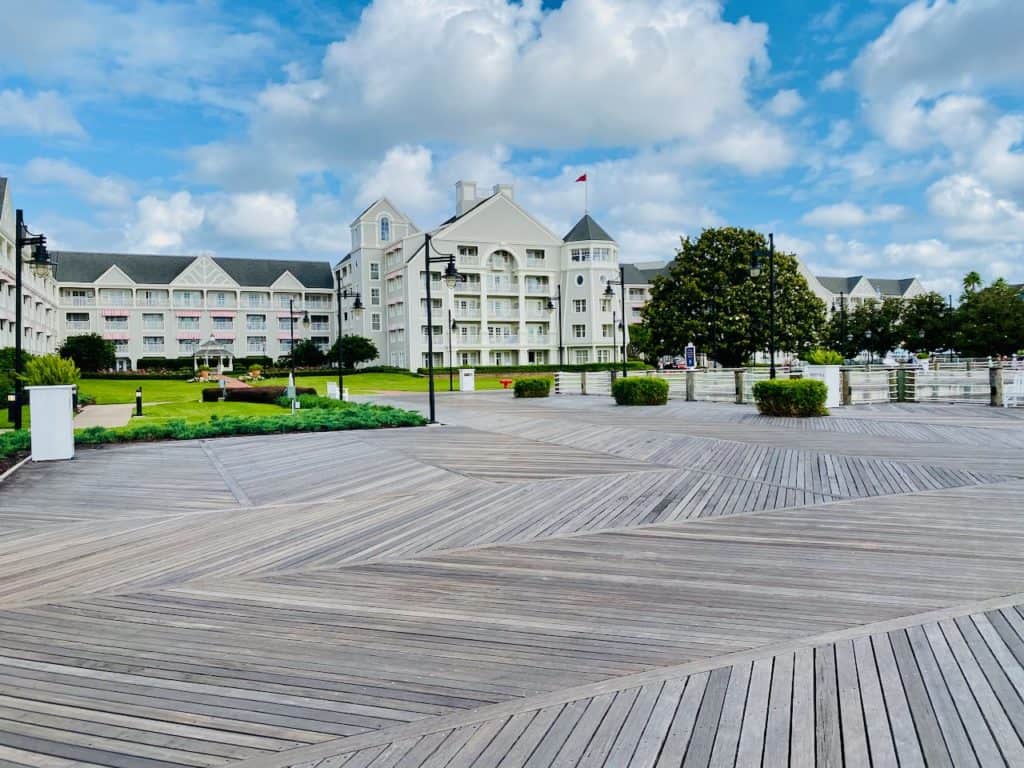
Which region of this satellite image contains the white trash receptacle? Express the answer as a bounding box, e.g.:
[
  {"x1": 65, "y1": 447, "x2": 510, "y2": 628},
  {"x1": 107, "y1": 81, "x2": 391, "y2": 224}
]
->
[
  {"x1": 27, "y1": 385, "x2": 75, "y2": 461},
  {"x1": 459, "y1": 368, "x2": 476, "y2": 392},
  {"x1": 803, "y1": 365, "x2": 842, "y2": 408},
  {"x1": 326, "y1": 382, "x2": 340, "y2": 400}
]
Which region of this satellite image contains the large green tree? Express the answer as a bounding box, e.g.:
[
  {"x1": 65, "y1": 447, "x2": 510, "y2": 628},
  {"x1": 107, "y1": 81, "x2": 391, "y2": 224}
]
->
[
  {"x1": 899, "y1": 292, "x2": 953, "y2": 353},
  {"x1": 846, "y1": 298, "x2": 904, "y2": 359},
  {"x1": 288, "y1": 339, "x2": 327, "y2": 367},
  {"x1": 58, "y1": 333, "x2": 115, "y2": 372},
  {"x1": 955, "y1": 279, "x2": 1024, "y2": 357},
  {"x1": 642, "y1": 228, "x2": 826, "y2": 367},
  {"x1": 328, "y1": 335, "x2": 379, "y2": 369}
]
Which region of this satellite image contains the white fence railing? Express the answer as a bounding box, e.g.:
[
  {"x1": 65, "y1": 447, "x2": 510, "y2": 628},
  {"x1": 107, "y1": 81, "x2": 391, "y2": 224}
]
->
[
  {"x1": 845, "y1": 370, "x2": 891, "y2": 404},
  {"x1": 1004, "y1": 369, "x2": 1024, "y2": 407},
  {"x1": 554, "y1": 370, "x2": 613, "y2": 395},
  {"x1": 911, "y1": 369, "x2": 991, "y2": 404}
]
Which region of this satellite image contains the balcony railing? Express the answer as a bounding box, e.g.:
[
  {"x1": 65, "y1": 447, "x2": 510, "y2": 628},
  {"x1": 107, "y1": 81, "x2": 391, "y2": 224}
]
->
[
  {"x1": 100, "y1": 297, "x2": 132, "y2": 307},
  {"x1": 310, "y1": 322, "x2": 330, "y2": 332},
  {"x1": 524, "y1": 283, "x2": 549, "y2": 294},
  {"x1": 455, "y1": 334, "x2": 482, "y2": 345},
  {"x1": 65, "y1": 321, "x2": 91, "y2": 330},
  {"x1": 305, "y1": 300, "x2": 331, "y2": 311},
  {"x1": 246, "y1": 323, "x2": 267, "y2": 331},
  {"x1": 243, "y1": 299, "x2": 271, "y2": 308},
  {"x1": 247, "y1": 346, "x2": 267, "y2": 354},
  {"x1": 457, "y1": 253, "x2": 481, "y2": 266},
  {"x1": 527, "y1": 336, "x2": 551, "y2": 345},
  {"x1": 487, "y1": 279, "x2": 519, "y2": 293},
  {"x1": 455, "y1": 281, "x2": 481, "y2": 293},
  {"x1": 142, "y1": 324, "x2": 164, "y2": 331},
  {"x1": 174, "y1": 297, "x2": 203, "y2": 307},
  {"x1": 489, "y1": 335, "x2": 520, "y2": 346},
  {"x1": 65, "y1": 296, "x2": 95, "y2": 306},
  {"x1": 142, "y1": 345, "x2": 165, "y2": 354},
  {"x1": 489, "y1": 309, "x2": 520, "y2": 320},
  {"x1": 453, "y1": 309, "x2": 481, "y2": 319},
  {"x1": 136, "y1": 298, "x2": 169, "y2": 307}
]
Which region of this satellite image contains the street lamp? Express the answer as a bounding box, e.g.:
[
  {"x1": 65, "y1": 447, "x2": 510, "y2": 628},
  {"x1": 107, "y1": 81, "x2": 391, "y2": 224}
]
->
[
  {"x1": 448, "y1": 311, "x2": 457, "y2": 391},
  {"x1": 750, "y1": 232, "x2": 776, "y2": 379},
  {"x1": 604, "y1": 263, "x2": 628, "y2": 377},
  {"x1": 287, "y1": 297, "x2": 310, "y2": 380},
  {"x1": 335, "y1": 287, "x2": 363, "y2": 397},
  {"x1": 546, "y1": 285, "x2": 564, "y2": 367},
  {"x1": 422, "y1": 232, "x2": 463, "y2": 423},
  {"x1": 12, "y1": 210, "x2": 55, "y2": 430},
  {"x1": 831, "y1": 291, "x2": 848, "y2": 361}
]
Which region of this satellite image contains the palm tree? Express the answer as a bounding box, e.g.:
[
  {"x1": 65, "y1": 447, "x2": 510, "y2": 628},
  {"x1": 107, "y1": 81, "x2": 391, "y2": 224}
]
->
[{"x1": 962, "y1": 271, "x2": 983, "y2": 296}]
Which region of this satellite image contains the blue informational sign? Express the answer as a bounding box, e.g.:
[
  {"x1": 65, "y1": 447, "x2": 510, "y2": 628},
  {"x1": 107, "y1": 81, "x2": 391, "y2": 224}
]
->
[{"x1": 685, "y1": 343, "x2": 696, "y2": 368}]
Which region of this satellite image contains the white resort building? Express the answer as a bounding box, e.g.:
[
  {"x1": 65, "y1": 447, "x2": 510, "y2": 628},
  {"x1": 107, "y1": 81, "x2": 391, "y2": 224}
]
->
[
  {"x1": 0, "y1": 179, "x2": 60, "y2": 356},
  {"x1": 336, "y1": 181, "x2": 626, "y2": 370},
  {"x1": 51, "y1": 252, "x2": 335, "y2": 370}
]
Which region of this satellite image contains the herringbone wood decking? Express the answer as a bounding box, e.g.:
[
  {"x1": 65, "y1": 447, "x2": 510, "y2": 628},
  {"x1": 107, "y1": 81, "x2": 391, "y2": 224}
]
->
[{"x1": 0, "y1": 395, "x2": 1022, "y2": 767}]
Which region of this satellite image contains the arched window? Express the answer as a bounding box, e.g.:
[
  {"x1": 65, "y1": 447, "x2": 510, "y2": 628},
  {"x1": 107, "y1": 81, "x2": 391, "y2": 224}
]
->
[{"x1": 380, "y1": 216, "x2": 391, "y2": 243}]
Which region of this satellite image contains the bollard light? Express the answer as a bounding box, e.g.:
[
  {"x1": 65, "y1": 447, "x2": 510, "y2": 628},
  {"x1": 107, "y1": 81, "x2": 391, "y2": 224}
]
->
[{"x1": 135, "y1": 387, "x2": 143, "y2": 417}]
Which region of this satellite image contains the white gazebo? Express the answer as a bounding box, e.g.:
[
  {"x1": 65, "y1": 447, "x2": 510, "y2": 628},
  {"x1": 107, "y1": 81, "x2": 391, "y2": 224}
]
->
[{"x1": 193, "y1": 336, "x2": 234, "y2": 375}]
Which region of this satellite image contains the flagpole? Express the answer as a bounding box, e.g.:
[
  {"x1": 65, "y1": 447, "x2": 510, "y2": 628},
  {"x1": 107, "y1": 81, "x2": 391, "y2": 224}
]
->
[{"x1": 585, "y1": 178, "x2": 588, "y2": 215}]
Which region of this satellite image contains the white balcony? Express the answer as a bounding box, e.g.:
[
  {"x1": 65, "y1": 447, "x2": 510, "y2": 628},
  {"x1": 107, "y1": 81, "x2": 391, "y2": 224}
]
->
[
  {"x1": 527, "y1": 335, "x2": 551, "y2": 345},
  {"x1": 65, "y1": 321, "x2": 91, "y2": 331},
  {"x1": 142, "y1": 345, "x2": 165, "y2": 354},
  {"x1": 142, "y1": 323, "x2": 164, "y2": 331},
  {"x1": 456, "y1": 334, "x2": 482, "y2": 345},
  {"x1": 524, "y1": 283, "x2": 549, "y2": 295},
  {"x1": 489, "y1": 335, "x2": 520, "y2": 346},
  {"x1": 174, "y1": 297, "x2": 203, "y2": 308},
  {"x1": 453, "y1": 309, "x2": 481, "y2": 320},
  {"x1": 247, "y1": 345, "x2": 267, "y2": 354},
  {"x1": 488, "y1": 309, "x2": 520, "y2": 320},
  {"x1": 104, "y1": 323, "x2": 129, "y2": 331},
  {"x1": 246, "y1": 323, "x2": 267, "y2": 332},
  {"x1": 243, "y1": 299, "x2": 271, "y2": 309},
  {"x1": 310, "y1": 322, "x2": 330, "y2": 332},
  {"x1": 487, "y1": 278, "x2": 519, "y2": 293},
  {"x1": 455, "y1": 281, "x2": 481, "y2": 293},
  {"x1": 136, "y1": 298, "x2": 169, "y2": 308},
  {"x1": 65, "y1": 296, "x2": 95, "y2": 307}
]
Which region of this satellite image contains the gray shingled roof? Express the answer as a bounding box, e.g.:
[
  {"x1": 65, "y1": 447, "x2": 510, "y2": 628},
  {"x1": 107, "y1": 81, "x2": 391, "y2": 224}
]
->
[
  {"x1": 867, "y1": 277, "x2": 917, "y2": 297},
  {"x1": 621, "y1": 262, "x2": 670, "y2": 285},
  {"x1": 53, "y1": 251, "x2": 334, "y2": 289},
  {"x1": 817, "y1": 276, "x2": 864, "y2": 295},
  {"x1": 0, "y1": 178, "x2": 7, "y2": 210},
  {"x1": 563, "y1": 214, "x2": 614, "y2": 243}
]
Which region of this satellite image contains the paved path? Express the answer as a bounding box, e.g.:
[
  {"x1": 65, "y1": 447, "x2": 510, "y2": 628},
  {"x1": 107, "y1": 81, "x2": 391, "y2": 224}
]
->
[
  {"x1": 72, "y1": 402, "x2": 134, "y2": 428},
  {"x1": 0, "y1": 396, "x2": 1023, "y2": 766}
]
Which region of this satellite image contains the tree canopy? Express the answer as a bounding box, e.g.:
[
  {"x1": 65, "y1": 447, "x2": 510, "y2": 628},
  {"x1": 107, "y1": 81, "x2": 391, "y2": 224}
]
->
[
  {"x1": 641, "y1": 227, "x2": 827, "y2": 367},
  {"x1": 955, "y1": 279, "x2": 1024, "y2": 357},
  {"x1": 58, "y1": 333, "x2": 115, "y2": 372},
  {"x1": 287, "y1": 339, "x2": 327, "y2": 368},
  {"x1": 899, "y1": 292, "x2": 952, "y2": 354},
  {"x1": 328, "y1": 335, "x2": 379, "y2": 369}
]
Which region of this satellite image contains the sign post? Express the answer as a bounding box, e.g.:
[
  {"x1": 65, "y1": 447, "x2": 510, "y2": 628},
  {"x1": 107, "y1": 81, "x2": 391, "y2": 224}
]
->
[{"x1": 685, "y1": 343, "x2": 696, "y2": 369}]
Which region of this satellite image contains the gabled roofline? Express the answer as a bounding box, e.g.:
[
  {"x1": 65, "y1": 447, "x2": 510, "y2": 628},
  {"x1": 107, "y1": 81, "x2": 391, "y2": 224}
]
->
[
  {"x1": 430, "y1": 192, "x2": 565, "y2": 245},
  {"x1": 349, "y1": 197, "x2": 417, "y2": 229}
]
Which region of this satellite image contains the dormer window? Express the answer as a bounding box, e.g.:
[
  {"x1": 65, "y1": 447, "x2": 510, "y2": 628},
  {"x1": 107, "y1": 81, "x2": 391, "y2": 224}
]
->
[{"x1": 380, "y1": 216, "x2": 391, "y2": 243}]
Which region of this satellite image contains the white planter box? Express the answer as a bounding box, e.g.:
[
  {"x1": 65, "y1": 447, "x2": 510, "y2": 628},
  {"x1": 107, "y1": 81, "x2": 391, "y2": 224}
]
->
[
  {"x1": 27, "y1": 385, "x2": 76, "y2": 461},
  {"x1": 803, "y1": 365, "x2": 842, "y2": 408},
  {"x1": 459, "y1": 369, "x2": 476, "y2": 392}
]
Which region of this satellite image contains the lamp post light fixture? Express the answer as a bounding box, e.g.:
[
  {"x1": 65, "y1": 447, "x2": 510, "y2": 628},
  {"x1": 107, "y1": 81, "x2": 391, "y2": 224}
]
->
[
  {"x1": 13, "y1": 209, "x2": 55, "y2": 430},
  {"x1": 603, "y1": 264, "x2": 629, "y2": 377},
  {"x1": 546, "y1": 285, "x2": 564, "y2": 367},
  {"x1": 335, "y1": 287, "x2": 363, "y2": 396},
  {"x1": 750, "y1": 232, "x2": 776, "y2": 379},
  {"x1": 422, "y1": 232, "x2": 463, "y2": 423},
  {"x1": 287, "y1": 297, "x2": 310, "y2": 381}
]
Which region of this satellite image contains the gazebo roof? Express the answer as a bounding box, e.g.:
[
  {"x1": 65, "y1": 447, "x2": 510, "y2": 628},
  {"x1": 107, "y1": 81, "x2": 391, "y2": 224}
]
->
[{"x1": 194, "y1": 337, "x2": 233, "y2": 357}]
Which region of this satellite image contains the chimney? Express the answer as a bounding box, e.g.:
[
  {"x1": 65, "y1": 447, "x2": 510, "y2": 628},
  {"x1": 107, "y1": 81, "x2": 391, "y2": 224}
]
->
[
  {"x1": 493, "y1": 183, "x2": 514, "y2": 200},
  {"x1": 455, "y1": 180, "x2": 477, "y2": 216}
]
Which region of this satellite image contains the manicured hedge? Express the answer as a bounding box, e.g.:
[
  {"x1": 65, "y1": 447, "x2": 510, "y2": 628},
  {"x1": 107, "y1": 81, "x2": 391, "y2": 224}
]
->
[
  {"x1": 513, "y1": 378, "x2": 552, "y2": 398},
  {"x1": 753, "y1": 379, "x2": 828, "y2": 417},
  {"x1": 0, "y1": 430, "x2": 30, "y2": 461},
  {"x1": 612, "y1": 377, "x2": 669, "y2": 405},
  {"x1": 202, "y1": 386, "x2": 316, "y2": 403}
]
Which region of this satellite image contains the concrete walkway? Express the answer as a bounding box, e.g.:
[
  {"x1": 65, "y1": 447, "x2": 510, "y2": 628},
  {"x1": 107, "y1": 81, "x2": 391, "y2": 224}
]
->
[{"x1": 73, "y1": 402, "x2": 133, "y2": 428}]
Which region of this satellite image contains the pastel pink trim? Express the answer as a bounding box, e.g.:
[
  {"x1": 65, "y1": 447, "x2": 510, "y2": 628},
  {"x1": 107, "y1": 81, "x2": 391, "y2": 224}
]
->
[
  {"x1": 278, "y1": 333, "x2": 295, "y2": 340},
  {"x1": 214, "y1": 333, "x2": 235, "y2": 340},
  {"x1": 102, "y1": 332, "x2": 129, "y2": 340},
  {"x1": 210, "y1": 311, "x2": 236, "y2": 318},
  {"x1": 177, "y1": 332, "x2": 201, "y2": 340},
  {"x1": 101, "y1": 311, "x2": 128, "y2": 317},
  {"x1": 176, "y1": 310, "x2": 202, "y2": 317}
]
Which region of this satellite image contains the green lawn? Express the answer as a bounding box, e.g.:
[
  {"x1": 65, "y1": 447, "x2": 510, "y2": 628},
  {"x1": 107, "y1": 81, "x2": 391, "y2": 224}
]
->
[
  {"x1": 262, "y1": 372, "x2": 513, "y2": 394},
  {"x1": 134, "y1": 400, "x2": 285, "y2": 423},
  {"x1": 79, "y1": 378, "x2": 204, "y2": 405},
  {"x1": 0, "y1": 405, "x2": 29, "y2": 430}
]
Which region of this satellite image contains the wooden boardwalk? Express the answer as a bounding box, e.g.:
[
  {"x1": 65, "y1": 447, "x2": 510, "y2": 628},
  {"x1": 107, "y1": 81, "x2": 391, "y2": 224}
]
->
[{"x1": 0, "y1": 396, "x2": 1022, "y2": 766}]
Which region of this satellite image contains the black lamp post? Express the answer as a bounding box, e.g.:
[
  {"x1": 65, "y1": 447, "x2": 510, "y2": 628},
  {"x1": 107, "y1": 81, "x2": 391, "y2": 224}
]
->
[
  {"x1": 288, "y1": 297, "x2": 310, "y2": 381},
  {"x1": 448, "y1": 310, "x2": 458, "y2": 391},
  {"x1": 335, "y1": 287, "x2": 363, "y2": 396},
  {"x1": 604, "y1": 264, "x2": 628, "y2": 377},
  {"x1": 750, "y1": 232, "x2": 776, "y2": 379},
  {"x1": 948, "y1": 294, "x2": 954, "y2": 362},
  {"x1": 423, "y1": 232, "x2": 462, "y2": 423},
  {"x1": 12, "y1": 210, "x2": 55, "y2": 430},
  {"x1": 832, "y1": 291, "x2": 847, "y2": 360},
  {"x1": 546, "y1": 285, "x2": 564, "y2": 367}
]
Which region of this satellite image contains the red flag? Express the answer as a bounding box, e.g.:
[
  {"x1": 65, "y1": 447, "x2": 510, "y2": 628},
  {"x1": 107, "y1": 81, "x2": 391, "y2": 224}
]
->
[{"x1": 575, "y1": 173, "x2": 587, "y2": 182}]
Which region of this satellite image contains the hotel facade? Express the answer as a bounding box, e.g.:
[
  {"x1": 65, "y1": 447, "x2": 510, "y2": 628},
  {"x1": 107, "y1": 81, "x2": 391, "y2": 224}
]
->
[{"x1": 337, "y1": 181, "x2": 626, "y2": 370}]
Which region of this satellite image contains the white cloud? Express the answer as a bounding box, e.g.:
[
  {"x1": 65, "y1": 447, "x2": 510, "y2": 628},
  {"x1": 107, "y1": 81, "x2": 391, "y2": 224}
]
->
[
  {"x1": 767, "y1": 89, "x2": 804, "y2": 118},
  {"x1": 355, "y1": 145, "x2": 445, "y2": 220},
  {"x1": 127, "y1": 192, "x2": 205, "y2": 251},
  {"x1": 926, "y1": 174, "x2": 1024, "y2": 242},
  {"x1": 209, "y1": 193, "x2": 298, "y2": 250},
  {"x1": 852, "y1": 0, "x2": 1024, "y2": 149},
  {"x1": 802, "y1": 202, "x2": 905, "y2": 228},
  {"x1": 0, "y1": 90, "x2": 83, "y2": 137},
  {"x1": 973, "y1": 115, "x2": 1024, "y2": 194},
  {"x1": 819, "y1": 69, "x2": 846, "y2": 91},
  {"x1": 25, "y1": 158, "x2": 131, "y2": 209}
]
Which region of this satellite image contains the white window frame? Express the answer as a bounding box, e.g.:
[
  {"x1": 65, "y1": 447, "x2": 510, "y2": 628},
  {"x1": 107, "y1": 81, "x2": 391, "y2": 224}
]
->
[
  {"x1": 371, "y1": 312, "x2": 382, "y2": 331},
  {"x1": 573, "y1": 324, "x2": 586, "y2": 339},
  {"x1": 573, "y1": 299, "x2": 587, "y2": 313}
]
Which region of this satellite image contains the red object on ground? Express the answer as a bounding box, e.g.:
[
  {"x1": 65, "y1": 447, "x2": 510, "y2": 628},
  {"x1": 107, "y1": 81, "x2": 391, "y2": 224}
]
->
[{"x1": 500, "y1": 379, "x2": 513, "y2": 389}]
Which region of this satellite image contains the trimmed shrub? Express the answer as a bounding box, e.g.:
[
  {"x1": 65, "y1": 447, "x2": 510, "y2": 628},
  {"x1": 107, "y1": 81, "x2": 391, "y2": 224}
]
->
[
  {"x1": 753, "y1": 379, "x2": 828, "y2": 417},
  {"x1": 805, "y1": 349, "x2": 844, "y2": 365},
  {"x1": 612, "y1": 377, "x2": 669, "y2": 405},
  {"x1": 18, "y1": 355, "x2": 80, "y2": 386},
  {"x1": 0, "y1": 430, "x2": 31, "y2": 460},
  {"x1": 201, "y1": 386, "x2": 316, "y2": 403},
  {"x1": 513, "y1": 378, "x2": 552, "y2": 398}
]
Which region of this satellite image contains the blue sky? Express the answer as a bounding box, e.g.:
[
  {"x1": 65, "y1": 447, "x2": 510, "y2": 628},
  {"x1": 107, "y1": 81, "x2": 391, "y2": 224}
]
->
[{"x1": 2, "y1": 0, "x2": 1023, "y2": 296}]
